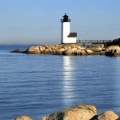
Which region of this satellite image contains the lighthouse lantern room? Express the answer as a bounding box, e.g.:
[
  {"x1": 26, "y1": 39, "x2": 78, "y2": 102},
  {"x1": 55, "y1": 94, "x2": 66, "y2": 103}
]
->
[{"x1": 61, "y1": 13, "x2": 77, "y2": 44}]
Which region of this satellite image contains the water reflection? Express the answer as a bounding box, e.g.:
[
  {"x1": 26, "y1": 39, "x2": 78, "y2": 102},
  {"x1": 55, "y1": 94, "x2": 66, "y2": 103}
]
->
[
  {"x1": 61, "y1": 56, "x2": 120, "y2": 114},
  {"x1": 62, "y1": 56, "x2": 75, "y2": 106}
]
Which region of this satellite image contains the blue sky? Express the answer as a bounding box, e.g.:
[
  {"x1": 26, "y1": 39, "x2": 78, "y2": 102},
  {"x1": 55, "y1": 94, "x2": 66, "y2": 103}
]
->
[{"x1": 0, "y1": 0, "x2": 120, "y2": 45}]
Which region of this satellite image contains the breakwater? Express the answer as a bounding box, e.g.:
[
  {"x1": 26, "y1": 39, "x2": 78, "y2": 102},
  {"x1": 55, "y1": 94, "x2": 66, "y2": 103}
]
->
[{"x1": 11, "y1": 44, "x2": 120, "y2": 56}]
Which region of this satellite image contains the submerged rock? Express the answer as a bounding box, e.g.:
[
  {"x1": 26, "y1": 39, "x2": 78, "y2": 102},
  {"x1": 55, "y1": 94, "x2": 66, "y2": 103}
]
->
[{"x1": 11, "y1": 49, "x2": 24, "y2": 53}]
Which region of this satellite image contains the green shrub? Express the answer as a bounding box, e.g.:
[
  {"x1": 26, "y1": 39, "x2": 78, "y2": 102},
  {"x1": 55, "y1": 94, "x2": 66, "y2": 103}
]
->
[{"x1": 104, "y1": 38, "x2": 120, "y2": 47}]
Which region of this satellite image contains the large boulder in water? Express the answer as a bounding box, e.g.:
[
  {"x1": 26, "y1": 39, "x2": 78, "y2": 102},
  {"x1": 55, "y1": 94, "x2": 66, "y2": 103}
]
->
[
  {"x1": 26, "y1": 46, "x2": 41, "y2": 54},
  {"x1": 40, "y1": 104, "x2": 97, "y2": 120},
  {"x1": 98, "y1": 111, "x2": 119, "y2": 120}
]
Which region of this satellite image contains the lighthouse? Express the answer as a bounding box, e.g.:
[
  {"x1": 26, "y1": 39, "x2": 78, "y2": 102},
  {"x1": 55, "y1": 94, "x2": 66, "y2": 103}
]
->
[{"x1": 61, "y1": 13, "x2": 77, "y2": 44}]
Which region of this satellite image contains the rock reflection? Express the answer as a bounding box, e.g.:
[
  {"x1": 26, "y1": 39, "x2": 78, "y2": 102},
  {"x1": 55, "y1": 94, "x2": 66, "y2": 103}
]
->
[{"x1": 62, "y1": 56, "x2": 75, "y2": 106}]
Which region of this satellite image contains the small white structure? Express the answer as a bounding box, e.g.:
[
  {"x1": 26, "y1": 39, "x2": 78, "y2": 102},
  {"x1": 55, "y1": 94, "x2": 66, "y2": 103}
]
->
[{"x1": 61, "y1": 13, "x2": 77, "y2": 44}]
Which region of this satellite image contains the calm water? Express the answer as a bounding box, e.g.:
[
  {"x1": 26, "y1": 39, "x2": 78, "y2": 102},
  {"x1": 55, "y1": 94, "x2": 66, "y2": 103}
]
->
[{"x1": 0, "y1": 45, "x2": 120, "y2": 120}]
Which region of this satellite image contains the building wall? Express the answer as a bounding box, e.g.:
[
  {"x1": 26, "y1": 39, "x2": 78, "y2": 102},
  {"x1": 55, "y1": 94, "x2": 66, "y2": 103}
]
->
[
  {"x1": 63, "y1": 37, "x2": 77, "y2": 43},
  {"x1": 62, "y1": 22, "x2": 70, "y2": 43},
  {"x1": 61, "y1": 22, "x2": 77, "y2": 44}
]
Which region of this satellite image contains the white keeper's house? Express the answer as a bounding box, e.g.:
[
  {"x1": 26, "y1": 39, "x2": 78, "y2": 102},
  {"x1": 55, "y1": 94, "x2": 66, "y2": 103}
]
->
[{"x1": 61, "y1": 13, "x2": 77, "y2": 44}]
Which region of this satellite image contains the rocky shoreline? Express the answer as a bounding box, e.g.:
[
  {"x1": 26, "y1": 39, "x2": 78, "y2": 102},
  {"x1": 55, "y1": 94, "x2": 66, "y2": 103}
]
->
[
  {"x1": 14, "y1": 104, "x2": 120, "y2": 120},
  {"x1": 11, "y1": 43, "x2": 120, "y2": 57}
]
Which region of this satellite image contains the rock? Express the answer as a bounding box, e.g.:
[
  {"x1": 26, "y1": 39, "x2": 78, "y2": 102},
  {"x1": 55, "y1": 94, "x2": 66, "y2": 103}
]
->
[
  {"x1": 26, "y1": 46, "x2": 41, "y2": 54},
  {"x1": 11, "y1": 49, "x2": 24, "y2": 53},
  {"x1": 77, "y1": 46, "x2": 86, "y2": 50},
  {"x1": 99, "y1": 50, "x2": 105, "y2": 55},
  {"x1": 57, "y1": 48, "x2": 65, "y2": 54},
  {"x1": 71, "y1": 104, "x2": 97, "y2": 114},
  {"x1": 40, "y1": 104, "x2": 97, "y2": 120},
  {"x1": 63, "y1": 49, "x2": 73, "y2": 55},
  {"x1": 40, "y1": 116, "x2": 49, "y2": 120},
  {"x1": 98, "y1": 111, "x2": 119, "y2": 120},
  {"x1": 80, "y1": 50, "x2": 87, "y2": 55},
  {"x1": 14, "y1": 116, "x2": 32, "y2": 120},
  {"x1": 116, "y1": 116, "x2": 120, "y2": 120},
  {"x1": 106, "y1": 45, "x2": 120, "y2": 51},
  {"x1": 90, "y1": 44, "x2": 104, "y2": 48},
  {"x1": 88, "y1": 44, "x2": 104, "y2": 52},
  {"x1": 105, "y1": 45, "x2": 120, "y2": 56},
  {"x1": 85, "y1": 49, "x2": 93, "y2": 55},
  {"x1": 44, "y1": 49, "x2": 50, "y2": 54},
  {"x1": 71, "y1": 48, "x2": 77, "y2": 52}
]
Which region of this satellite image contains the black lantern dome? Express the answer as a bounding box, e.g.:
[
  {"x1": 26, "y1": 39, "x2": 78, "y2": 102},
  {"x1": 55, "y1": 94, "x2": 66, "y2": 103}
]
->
[{"x1": 61, "y1": 13, "x2": 71, "y2": 22}]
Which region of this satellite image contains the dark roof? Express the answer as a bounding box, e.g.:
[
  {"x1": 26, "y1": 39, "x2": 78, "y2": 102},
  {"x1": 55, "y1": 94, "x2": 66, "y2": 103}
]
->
[
  {"x1": 67, "y1": 32, "x2": 77, "y2": 37},
  {"x1": 62, "y1": 13, "x2": 70, "y2": 22},
  {"x1": 63, "y1": 13, "x2": 68, "y2": 17}
]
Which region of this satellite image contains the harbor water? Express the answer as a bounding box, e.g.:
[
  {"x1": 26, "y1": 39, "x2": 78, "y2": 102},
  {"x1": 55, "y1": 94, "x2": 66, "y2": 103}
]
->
[{"x1": 0, "y1": 45, "x2": 120, "y2": 120}]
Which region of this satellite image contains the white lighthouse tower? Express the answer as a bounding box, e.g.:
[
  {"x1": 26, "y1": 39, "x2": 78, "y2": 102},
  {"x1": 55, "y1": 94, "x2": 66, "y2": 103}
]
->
[{"x1": 61, "y1": 13, "x2": 77, "y2": 44}]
